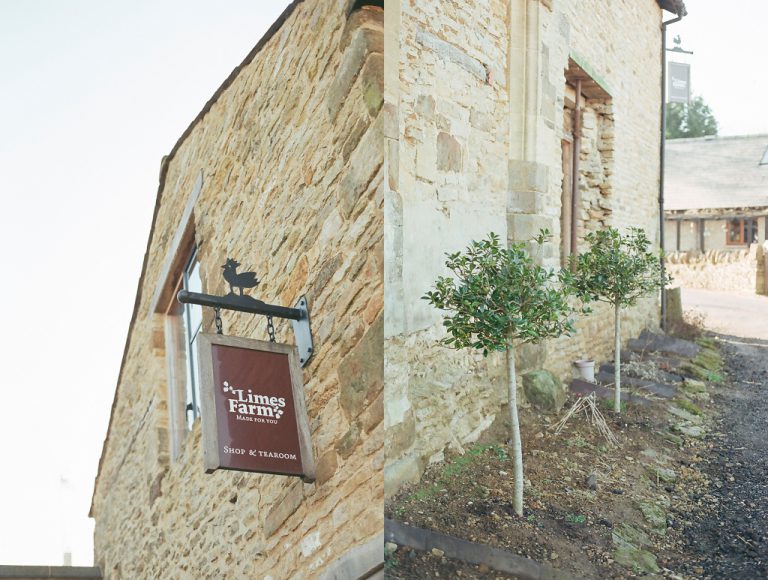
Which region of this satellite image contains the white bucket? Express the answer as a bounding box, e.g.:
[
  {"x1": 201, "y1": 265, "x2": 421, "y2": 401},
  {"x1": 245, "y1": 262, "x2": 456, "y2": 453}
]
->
[{"x1": 573, "y1": 359, "x2": 596, "y2": 383}]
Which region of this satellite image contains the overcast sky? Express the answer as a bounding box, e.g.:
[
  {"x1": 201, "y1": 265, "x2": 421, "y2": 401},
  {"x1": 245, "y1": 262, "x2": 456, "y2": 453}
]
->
[
  {"x1": 669, "y1": 0, "x2": 768, "y2": 136},
  {"x1": 0, "y1": 0, "x2": 765, "y2": 568},
  {"x1": 0, "y1": 0, "x2": 290, "y2": 565}
]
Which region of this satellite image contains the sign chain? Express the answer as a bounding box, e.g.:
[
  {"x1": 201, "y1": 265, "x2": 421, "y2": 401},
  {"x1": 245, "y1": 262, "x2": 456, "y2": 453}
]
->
[
  {"x1": 267, "y1": 315, "x2": 276, "y2": 343},
  {"x1": 214, "y1": 307, "x2": 223, "y2": 335}
]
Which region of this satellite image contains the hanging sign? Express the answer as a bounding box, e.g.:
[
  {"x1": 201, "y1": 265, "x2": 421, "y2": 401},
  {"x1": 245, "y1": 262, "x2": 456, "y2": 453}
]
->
[
  {"x1": 668, "y1": 61, "x2": 690, "y2": 104},
  {"x1": 198, "y1": 334, "x2": 315, "y2": 481}
]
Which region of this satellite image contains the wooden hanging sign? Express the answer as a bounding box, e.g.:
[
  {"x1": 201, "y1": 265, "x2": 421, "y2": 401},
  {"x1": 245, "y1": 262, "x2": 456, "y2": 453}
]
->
[{"x1": 198, "y1": 333, "x2": 315, "y2": 481}]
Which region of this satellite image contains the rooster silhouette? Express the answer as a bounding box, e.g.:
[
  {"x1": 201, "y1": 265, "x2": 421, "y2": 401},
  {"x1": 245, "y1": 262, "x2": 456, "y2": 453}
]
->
[{"x1": 222, "y1": 258, "x2": 260, "y2": 296}]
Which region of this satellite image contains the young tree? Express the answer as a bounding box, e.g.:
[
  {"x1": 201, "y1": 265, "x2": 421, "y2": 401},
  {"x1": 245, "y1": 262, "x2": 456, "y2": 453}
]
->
[
  {"x1": 666, "y1": 95, "x2": 718, "y2": 139},
  {"x1": 424, "y1": 231, "x2": 577, "y2": 516},
  {"x1": 571, "y1": 227, "x2": 670, "y2": 413}
]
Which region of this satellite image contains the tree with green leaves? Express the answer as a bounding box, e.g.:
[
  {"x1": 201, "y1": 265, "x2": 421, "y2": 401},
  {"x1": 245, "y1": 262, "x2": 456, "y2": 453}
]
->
[
  {"x1": 571, "y1": 227, "x2": 670, "y2": 413},
  {"x1": 666, "y1": 95, "x2": 718, "y2": 139},
  {"x1": 424, "y1": 231, "x2": 578, "y2": 516}
]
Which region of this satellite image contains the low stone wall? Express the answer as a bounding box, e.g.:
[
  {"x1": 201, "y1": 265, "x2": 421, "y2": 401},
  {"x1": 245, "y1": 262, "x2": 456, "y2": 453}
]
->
[{"x1": 666, "y1": 246, "x2": 767, "y2": 295}]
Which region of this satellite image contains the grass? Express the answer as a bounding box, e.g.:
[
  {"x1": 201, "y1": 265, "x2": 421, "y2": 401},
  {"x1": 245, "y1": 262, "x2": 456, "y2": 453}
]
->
[
  {"x1": 406, "y1": 485, "x2": 440, "y2": 502},
  {"x1": 383, "y1": 552, "x2": 399, "y2": 573},
  {"x1": 675, "y1": 398, "x2": 703, "y2": 416},
  {"x1": 565, "y1": 513, "x2": 587, "y2": 524},
  {"x1": 566, "y1": 435, "x2": 591, "y2": 448},
  {"x1": 438, "y1": 444, "x2": 508, "y2": 482},
  {"x1": 696, "y1": 336, "x2": 717, "y2": 349},
  {"x1": 597, "y1": 396, "x2": 627, "y2": 414},
  {"x1": 396, "y1": 444, "x2": 508, "y2": 512},
  {"x1": 493, "y1": 445, "x2": 509, "y2": 462}
]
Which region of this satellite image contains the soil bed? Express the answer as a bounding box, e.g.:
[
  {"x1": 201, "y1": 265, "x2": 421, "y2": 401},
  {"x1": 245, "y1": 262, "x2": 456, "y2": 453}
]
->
[
  {"x1": 385, "y1": 545, "x2": 518, "y2": 579},
  {"x1": 386, "y1": 334, "x2": 722, "y2": 578}
]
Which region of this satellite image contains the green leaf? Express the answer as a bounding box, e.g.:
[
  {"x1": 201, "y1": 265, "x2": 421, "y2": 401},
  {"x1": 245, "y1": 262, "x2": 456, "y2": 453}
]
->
[{"x1": 424, "y1": 232, "x2": 580, "y2": 351}]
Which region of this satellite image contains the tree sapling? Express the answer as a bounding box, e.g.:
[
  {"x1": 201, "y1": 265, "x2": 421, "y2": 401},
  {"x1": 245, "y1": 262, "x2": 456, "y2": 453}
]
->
[
  {"x1": 571, "y1": 227, "x2": 670, "y2": 413},
  {"x1": 424, "y1": 231, "x2": 577, "y2": 516}
]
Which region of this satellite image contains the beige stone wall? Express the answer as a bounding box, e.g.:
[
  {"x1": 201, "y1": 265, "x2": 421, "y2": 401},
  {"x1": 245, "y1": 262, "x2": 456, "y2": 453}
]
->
[
  {"x1": 385, "y1": 0, "x2": 664, "y2": 495},
  {"x1": 667, "y1": 246, "x2": 767, "y2": 294},
  {"x1": 91, "y1": 2, "x2": 383, "y2": 578},
  {"x1": 384, "y1": 0, "x2": 511, "y2": 493},
  {"x1": 665, "y1": 219, "x2": 701, "y2": 252}
]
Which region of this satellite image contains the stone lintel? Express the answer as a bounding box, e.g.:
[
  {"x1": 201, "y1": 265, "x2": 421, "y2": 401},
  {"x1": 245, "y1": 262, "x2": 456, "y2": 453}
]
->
[{"x1": 415, "y1": 30, "x2": 487, "y2": 83}]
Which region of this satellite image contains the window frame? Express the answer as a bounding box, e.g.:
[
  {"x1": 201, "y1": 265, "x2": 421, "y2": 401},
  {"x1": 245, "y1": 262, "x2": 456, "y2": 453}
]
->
[
  {"x1": 561, "y1": 60, "x2": 612, "y2": 267},
  {"x1": 726, "y1": 217, "x2": 757, "y2": 246},
  {"x1": 150, "y1": 171, "x2": 204, "y2": 459}
]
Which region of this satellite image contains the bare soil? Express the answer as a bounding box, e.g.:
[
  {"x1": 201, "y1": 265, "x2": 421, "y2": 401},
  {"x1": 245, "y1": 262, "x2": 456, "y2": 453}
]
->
[
  {"x1": 385, "y1": 335, "x2": 728, "y2": 579},
  {"x1": 385, "y1": 545, "x2": 518, "y2": 579}
]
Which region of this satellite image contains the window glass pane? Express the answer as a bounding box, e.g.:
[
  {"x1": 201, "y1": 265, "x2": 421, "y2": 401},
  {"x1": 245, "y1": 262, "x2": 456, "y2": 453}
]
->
[
  {"x1": 187, "y1": 259, "x2": 202, "y2": 294},
  {"x1": 181, "y1": 249, "x2": 203, "y2": 427},
  {"x1": 189, "y1": 334, "x2": 201, "y2": 418},
  {"x1": 184, "y1": 338, "x2": 196, "y2": 428},
  {"x1": 186, "y1": 302, "x2": 203, "y2": 345},
  {"x1": 749, "y1": 219, "x2": 758, "y2": 244},
  {"x1": 185, "y1": 260, "x2": 203, "y2": 334},
  {"x1": 727, "y1": 219, "x2": 742, "y2": 243}
]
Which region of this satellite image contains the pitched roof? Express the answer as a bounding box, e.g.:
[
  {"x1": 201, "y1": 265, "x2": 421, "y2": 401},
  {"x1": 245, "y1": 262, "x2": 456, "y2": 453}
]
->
[{"x1": 665, "y1": 134, "x2": 768, "y2": 211}]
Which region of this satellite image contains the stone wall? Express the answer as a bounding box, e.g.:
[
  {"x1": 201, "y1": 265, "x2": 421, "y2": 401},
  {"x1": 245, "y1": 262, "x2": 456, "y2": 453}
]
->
[
  {"x1": 667, "y1": 246, "x2": 767, "y2": 294},
  {"x1": 578, "y1": 102, "x2": 615, "y2": 236},
  {"x1": 384, "y1": 0, "x2": 664, "y2": 495},
  {"x1": 90, "y1": 2, "x2": 384, "y2": 578}
]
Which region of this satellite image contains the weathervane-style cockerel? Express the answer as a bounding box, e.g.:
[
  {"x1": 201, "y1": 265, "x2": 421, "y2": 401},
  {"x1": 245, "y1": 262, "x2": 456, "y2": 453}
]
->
[{"x1": 222, "y1": 258, "x2": 260, "y2": 296}]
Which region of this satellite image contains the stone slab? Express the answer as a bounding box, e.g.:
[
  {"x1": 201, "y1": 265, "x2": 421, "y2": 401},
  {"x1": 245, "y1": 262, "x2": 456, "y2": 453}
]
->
[
  {"x1": 595, "y1": 371, "x2": 677, "y2": 399},
  {"x1": 627, "y1": 330, "x2": 700, "y2": 358},
  {"x1": 599, "y1": 364, "x2": 682, "y2": 384},
  {"x1": 569, "y1": 379, "x2": 651, "y2": 406}
]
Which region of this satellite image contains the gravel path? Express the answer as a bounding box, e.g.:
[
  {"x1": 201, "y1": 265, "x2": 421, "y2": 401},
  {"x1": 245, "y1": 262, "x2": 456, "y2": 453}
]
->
[
  {"x1": 675, "y1": 333, "x2": 768, "y2": 577},
  {"x1": 671, "y1": 290, "x2": 768, "y2": 577}
]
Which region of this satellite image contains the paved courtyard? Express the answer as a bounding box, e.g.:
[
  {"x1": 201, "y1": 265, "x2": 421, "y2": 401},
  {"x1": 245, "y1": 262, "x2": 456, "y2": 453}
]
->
[{"x1": 681, "y1": 288, "x2": 768, "y2": 341}]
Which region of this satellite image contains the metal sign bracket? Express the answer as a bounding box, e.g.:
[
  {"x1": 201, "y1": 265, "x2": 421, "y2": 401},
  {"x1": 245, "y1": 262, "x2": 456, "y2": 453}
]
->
[{"x1": 177, "y1": 258, "x2": 314, "y2": 366}]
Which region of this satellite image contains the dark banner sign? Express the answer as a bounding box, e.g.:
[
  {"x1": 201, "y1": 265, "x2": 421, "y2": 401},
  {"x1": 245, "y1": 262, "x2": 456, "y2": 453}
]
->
[
  {"x1": 668, "y1": 61, "x2": 690, "y2": 104},
  {"x1": 198, "y1": 334, "x2": 315, "y2": 481}
]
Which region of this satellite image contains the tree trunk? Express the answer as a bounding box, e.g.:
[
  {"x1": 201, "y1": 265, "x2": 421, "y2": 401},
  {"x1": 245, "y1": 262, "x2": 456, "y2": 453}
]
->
[
  {"x1": 506, "y1": 344, "x2": 524, "y2": 516},
  {"x1": 614, "y1": 303, "x2": 622, "y2": 413}
]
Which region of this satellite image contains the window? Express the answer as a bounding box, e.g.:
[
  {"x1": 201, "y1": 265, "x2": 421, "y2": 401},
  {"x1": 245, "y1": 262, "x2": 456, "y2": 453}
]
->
[
  {"x1": 561, "y1": 58, "x2": 613, "y2": 266},
  {"x1": 726, "y1": 218, "x2": 757, "y2": 246},
  {"x1": 157, "y1": 244, "x2": 204, "y2": 458},
  {"x1": 150, "y1": 171, "x2": 204, "y2": 458},
  {"x1": 181, "y1": 249, "x2": 203, "y2": 428}
]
